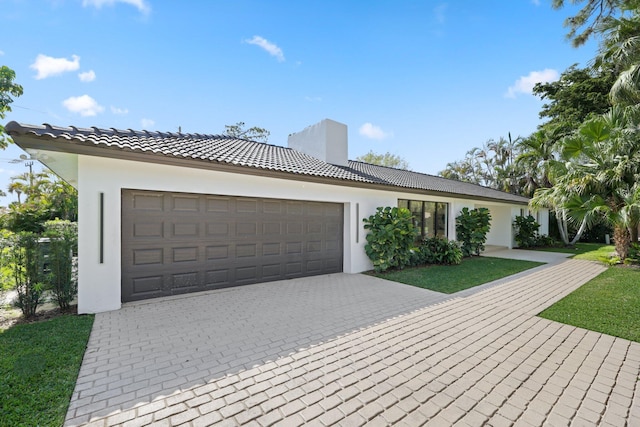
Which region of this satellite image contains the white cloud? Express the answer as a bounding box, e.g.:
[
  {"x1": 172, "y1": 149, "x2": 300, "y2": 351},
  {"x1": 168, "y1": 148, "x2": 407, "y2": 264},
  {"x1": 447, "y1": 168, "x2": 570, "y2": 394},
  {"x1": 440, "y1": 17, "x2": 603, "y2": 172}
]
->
[
  {"x1": 62, "y1": 94, "x2": 104, "y2": 116},
  {"x1": 531, "y1": 0, "x2": 541, "y2": 5},
  {"x1": 0, "y1": 50, "x2": 4, "y2": 56},
  {"x1": 505, "y1": 68, "x2": 559, "y2": 98},
  {"x1": 245, "y1": 36, "x2": 285, "y2": 62},
  {"x1": 304, "y1": 96, "x2": 322, "y2": 102},
  {"x1": 110, "y1": 106, "x2": 129, "y2": 115},
  {"x1": 82, "y1": 0, "x2": 151, "y2": 14},
  {"x1": 359, "y1": 123, "x2": 393, "y2": 140},
  {"x1": 141, "y1": 118, "x2": 155, "y2": 128},
  {"x1": 434, "y1": 3, "x2": 447, "y2": 24},
  {"x1": 78, "y1": 70, "x2": 96, "y2": 82},
  {"x1": 31, "y1": 54, "x2": 80, "y2": 79}
]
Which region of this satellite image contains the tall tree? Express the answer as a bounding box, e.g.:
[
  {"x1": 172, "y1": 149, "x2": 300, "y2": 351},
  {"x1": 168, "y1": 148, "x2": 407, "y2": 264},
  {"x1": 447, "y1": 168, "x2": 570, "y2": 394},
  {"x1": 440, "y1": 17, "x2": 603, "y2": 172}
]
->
[
  {"x1": 0, "y1": 65, "x2": 24, "y2": 148},
  {"x1": 439, "y1": 137, "x2": 521, "y2": 194},
  {"x1": 548, "y1": 106, "x2": 640, "y2": 258},
  {"x1": 223, "y1": 122, "x2": 270, "y2": 143},
  {"x1": 532, "y1": 64, "x2": 616, "y2": 135},
  {"x1": 552, "y1": 0, "x2": 624, "y2": 46},
  {"x1": 355, "y1": 150, "x2": 409, "y2": 170},
  {"x1": 596, "y1": 6, "x2": 640, "y2": 105}
]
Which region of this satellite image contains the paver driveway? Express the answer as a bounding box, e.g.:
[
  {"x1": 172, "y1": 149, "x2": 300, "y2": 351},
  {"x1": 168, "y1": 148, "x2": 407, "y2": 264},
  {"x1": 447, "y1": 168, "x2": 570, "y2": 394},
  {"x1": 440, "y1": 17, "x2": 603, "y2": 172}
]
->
[{"x1": 66, "y1": 259, "x2": 640, "y2": 426}]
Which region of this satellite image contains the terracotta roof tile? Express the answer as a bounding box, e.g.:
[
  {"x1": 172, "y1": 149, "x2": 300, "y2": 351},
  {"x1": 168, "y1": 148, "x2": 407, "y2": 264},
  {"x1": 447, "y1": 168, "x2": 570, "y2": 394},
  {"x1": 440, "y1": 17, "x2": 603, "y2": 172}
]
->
[{"x1": 6, "y1": 121, "x2": 529, "y2": 204}]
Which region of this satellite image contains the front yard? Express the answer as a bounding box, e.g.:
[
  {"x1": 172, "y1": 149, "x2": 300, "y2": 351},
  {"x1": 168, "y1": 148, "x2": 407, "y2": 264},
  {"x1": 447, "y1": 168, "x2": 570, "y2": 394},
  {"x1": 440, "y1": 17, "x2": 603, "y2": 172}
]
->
[
  {"x1": 0, "y1": 313, "x2": 94, "y2": 426},
  {"x1": 370, "y1": 256, "x2": 544, "y2": 293},
  {"x1": 539, "y1": 266, "x2": 640, "y2": 342}
]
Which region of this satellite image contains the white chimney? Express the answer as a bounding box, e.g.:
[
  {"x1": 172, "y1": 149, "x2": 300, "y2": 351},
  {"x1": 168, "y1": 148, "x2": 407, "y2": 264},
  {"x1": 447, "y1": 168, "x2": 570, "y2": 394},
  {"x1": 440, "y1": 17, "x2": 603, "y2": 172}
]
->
[{"x1": 287, "y1": 119, "x2": 348, "y2": 166}]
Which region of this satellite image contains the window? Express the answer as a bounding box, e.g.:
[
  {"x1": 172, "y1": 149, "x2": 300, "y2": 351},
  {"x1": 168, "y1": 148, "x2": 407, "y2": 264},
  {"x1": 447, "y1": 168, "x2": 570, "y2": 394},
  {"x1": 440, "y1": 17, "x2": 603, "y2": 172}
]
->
[{"x1": 398, "y1": 199, "x2": 448, "y2": 238}]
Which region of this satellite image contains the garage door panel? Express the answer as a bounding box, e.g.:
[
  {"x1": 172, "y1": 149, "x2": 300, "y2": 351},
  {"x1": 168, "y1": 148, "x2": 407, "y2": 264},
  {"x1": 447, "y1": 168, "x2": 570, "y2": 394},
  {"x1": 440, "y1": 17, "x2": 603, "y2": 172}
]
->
[
  {"x1": 237, "y1": 199, "x2": 258, "y2": 213},
  {"x1": 173, "y1": 223, "x2": 199, "y2": 237},
  {"x1": 133, "y1": 222, "x2": 164, "y2": 238},
  {"x1": 172, "y1": 247, "x2": 199, "y2": 263},
  {"x1": 132, "y1": 193, "x2": 164, "y2": 210},
  {"x1": 122, "y1": 190, "x2": 343, "y2": 302},
  {"x1": 236, "y1": 222, "x2": 258, "y2": 236},
  {"x1": 131, "y1": 276, "x2": 163, "y2": 295},
  {"x1": 171, "y1": 271, "x2": 200, "y2": 289},
  {"x1": 133, "y1": 248, "x2": 163, "y2": 265}
]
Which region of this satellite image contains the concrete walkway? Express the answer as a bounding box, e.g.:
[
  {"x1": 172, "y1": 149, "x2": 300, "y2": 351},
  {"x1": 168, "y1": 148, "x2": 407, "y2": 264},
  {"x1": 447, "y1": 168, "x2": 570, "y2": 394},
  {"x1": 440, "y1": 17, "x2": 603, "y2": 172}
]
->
[{"x1": 65, "y1": 260, "x2": 640, "y2": 426}]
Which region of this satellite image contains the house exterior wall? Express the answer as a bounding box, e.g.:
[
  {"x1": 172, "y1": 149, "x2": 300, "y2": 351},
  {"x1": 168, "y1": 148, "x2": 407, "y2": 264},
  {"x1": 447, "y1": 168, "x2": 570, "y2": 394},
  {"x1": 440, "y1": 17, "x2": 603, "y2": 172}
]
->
[{"x1": 74, "y1": 154, "x2": 532, "y2": 313}]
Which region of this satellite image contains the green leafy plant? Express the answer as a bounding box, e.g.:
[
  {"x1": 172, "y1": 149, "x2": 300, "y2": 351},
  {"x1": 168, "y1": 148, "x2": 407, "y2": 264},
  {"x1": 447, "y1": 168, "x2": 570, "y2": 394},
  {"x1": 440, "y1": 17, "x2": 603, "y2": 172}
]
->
[
  {"x1": 455, "y1": 207, "x2": 492, "y2": 257},
  {"x1": 8, "y1": 232, "x2": 45, "y2": 318},
  {"x1": 43, "y1": 220, "x2": 78, "y2": 311},
  {"x1": 418, "y1": 237, "x2": 463, "y2": 265},
  {"x1": 363, "y1": 206, "x2": 419, "y2": 272},
  {"x1": 513, "y1": 215, "x2": 540, "y2": 248}
]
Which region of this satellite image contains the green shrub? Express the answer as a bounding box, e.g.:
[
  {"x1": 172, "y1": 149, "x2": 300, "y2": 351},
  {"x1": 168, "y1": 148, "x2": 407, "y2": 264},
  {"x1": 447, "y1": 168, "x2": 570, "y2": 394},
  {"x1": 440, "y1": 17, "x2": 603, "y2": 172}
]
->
[
  {"x1": 8, "y1": 232, "x2": 45, "y2": 318},
  {"x1": 514, "y1": 215, "x2": 540, "y2": 248},
  {"x1": 535, "y1": 234, "x2": 558, "y2": 247},
  {"x1": 625, "y1": 243, "x2": 640, "y2": 265},
  {"x1": 363, "y1": 206, "x2": 419, "y2": 272},
  {"x1": 43, "y1": 220, "x2": 78, "y2": 311},
  {"x1": 455, "y1": 207, "x2": 492, "y2": 257},
  {"x1": 419, "y1": 237, "x2": 462, "y2": 265}
]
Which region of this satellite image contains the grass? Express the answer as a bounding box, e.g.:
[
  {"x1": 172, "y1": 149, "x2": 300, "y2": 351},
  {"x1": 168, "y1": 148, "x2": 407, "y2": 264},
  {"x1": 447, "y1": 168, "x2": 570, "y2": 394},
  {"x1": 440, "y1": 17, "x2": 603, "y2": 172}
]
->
[
  {"x1": 539, "y1": 267, "x2": 640, "y2": 343},
  {"x1": 371, "y1": 257, "x2": 544, "y2": 294},
  {"x1": 0, "y1": 314, "x2": 94, "y2": 427},
  {"x1": 532, "y1": 242, "x2": 616, "y2": 261}
]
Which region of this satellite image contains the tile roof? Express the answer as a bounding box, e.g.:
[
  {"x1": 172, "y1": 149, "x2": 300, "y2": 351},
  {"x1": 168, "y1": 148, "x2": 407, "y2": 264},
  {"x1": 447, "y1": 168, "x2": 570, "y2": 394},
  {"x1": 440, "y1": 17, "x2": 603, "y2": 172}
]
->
[{"x1": 6, "y1": 121, "x2": 530, "y2": 204}]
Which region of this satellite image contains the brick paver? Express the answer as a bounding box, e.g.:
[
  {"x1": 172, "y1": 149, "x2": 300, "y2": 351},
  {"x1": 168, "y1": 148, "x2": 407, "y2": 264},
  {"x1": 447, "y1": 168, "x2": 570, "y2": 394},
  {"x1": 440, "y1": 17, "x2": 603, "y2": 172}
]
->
[{"x1": 65, "y1": 259, "x2": 640, "y2": 426}]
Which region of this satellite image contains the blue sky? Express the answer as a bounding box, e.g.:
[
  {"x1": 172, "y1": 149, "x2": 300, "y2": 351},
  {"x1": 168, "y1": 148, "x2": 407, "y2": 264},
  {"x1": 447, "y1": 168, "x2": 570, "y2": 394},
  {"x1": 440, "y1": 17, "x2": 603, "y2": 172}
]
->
[{"x1": 1, "y1": 0, "x2": 598, "y2": 202}]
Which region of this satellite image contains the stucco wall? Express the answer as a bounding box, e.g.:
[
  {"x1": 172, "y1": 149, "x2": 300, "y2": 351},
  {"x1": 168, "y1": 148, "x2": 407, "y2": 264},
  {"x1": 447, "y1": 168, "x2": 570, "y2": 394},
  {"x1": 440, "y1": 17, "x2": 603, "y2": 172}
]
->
[{"x1": 74, "y1": 154, "x2": 530, "y2": 313}]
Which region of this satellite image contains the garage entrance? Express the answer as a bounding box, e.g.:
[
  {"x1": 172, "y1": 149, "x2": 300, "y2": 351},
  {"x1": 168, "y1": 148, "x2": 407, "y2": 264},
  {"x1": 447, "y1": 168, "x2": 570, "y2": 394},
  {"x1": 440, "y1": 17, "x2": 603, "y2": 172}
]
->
[{"x1": 121, "y1": 189, "x2": 344, "y2": 302}]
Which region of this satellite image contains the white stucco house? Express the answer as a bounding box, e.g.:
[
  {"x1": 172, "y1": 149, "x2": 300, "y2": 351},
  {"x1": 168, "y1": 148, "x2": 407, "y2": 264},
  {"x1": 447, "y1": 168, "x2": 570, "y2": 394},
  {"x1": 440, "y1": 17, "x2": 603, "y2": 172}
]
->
[{"x1": 7, "y1": 119, "x2": 547, "y2": 314}]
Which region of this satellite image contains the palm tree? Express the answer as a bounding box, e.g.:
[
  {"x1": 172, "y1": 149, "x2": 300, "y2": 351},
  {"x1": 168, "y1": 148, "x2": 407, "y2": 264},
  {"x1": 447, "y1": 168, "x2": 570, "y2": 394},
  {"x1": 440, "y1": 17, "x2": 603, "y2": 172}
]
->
[
  {"x1": 517, "y1": 126, "x2": 561, "y2": 196},
  {"x1": 596, "y1": 8, "x2": 640, "y2": 106},
  {"x1": 556, "y1": 105, "x2": 640, "y2": 258}
]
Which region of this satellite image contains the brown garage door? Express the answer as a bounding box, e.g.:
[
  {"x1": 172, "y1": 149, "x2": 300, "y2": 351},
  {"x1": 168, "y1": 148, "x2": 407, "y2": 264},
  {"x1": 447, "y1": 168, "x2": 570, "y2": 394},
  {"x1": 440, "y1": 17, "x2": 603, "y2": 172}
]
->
[{"x1": 121, "y1": 189, "x2": 343, "y2": 302}]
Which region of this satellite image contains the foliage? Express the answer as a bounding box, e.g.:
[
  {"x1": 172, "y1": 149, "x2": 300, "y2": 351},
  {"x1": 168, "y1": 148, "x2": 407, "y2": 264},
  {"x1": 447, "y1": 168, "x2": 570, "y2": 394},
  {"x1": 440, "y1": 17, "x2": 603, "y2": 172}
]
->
[
  {"x1": 355, "y1": 150, "x2": 409, "y2": 170},
  {"x1": 417, "y1": 237, "x2": 462, "y2": 265},
  {"x1": 551, "y1": 0, "x2": 625, "y2": 47},
  {"x1": 44, "y1": 220, "x2": 78, "y2": 311},
  {"x1": 224, "y1": 121, "x2": 270, "y2": 143},
  {"x1": 455, "y1": 207, "x2": 492, "y2": 257},
  {"x1": 513, "y1": 215, "x2": 541, "y2": 248},
  {"x1": 439, "y1": 136, "x2": 521, "y2": 194},
  {"x1": 1, "y1": 171, "x2": 78, "y2": 233},
  {"x1": 532, "y1": 64, "x2": 615, "y2": 134},
  {"x1": 6, "y1": 232, "x2": 45, "y2": 318},
  {"x1": 552, "y1": 106, "x2": 640, "y2": 259},
  {"x1": 363, "y1": 207, "x2": 419, "y2": 272},
  {"x1": 0, "y1": 65, "x2": 24, "y2": 148},
  {"x1": 539, "y1": 266, "x2": 640, "y2": 342},
  {"x1": 371, "y1": 257, "x2": 543, "y2": 294},
  {"x1": 0, "y1": 314, "x2": 94, "y2": 426}
]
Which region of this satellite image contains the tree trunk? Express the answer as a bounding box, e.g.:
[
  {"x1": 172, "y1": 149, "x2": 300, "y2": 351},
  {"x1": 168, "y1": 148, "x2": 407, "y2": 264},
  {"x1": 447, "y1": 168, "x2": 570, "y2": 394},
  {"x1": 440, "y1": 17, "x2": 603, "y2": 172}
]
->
[
  {"x1": 613, "y1": 224, "x2": 631, "y2": 260},
  {"x1": 629, "y1": 222, "x2": 639, "y2": 244},
  {"x1": 556, "y1": 208, "x2": 569, "y2": 245},
  {"x1": 569, "y1": 217, "x2": 588, "y2": 246}
]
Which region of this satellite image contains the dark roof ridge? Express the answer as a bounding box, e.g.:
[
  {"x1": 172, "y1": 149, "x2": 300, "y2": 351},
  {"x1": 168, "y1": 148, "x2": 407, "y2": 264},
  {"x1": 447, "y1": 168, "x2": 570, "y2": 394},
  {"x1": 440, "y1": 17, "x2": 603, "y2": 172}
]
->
[{"x1": 6, "y1": 120, "x2": 296, "y2": 150}]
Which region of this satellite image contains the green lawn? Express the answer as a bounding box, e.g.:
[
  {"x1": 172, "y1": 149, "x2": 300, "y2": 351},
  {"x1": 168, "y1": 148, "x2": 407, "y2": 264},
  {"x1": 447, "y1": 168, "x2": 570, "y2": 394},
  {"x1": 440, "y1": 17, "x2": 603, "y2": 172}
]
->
[
  {"x1": 371, "y1": 257, "x2": 544, "y2": 294},
  {"x1": 0, "y1": 314, "x2": 94, "y2": 427},
  {"x1": 534, "y1": 242, "x2": 616, "y2": 262},
  {"x1": 539, "y1": 267, "x2": 640, "y2": 343}
]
